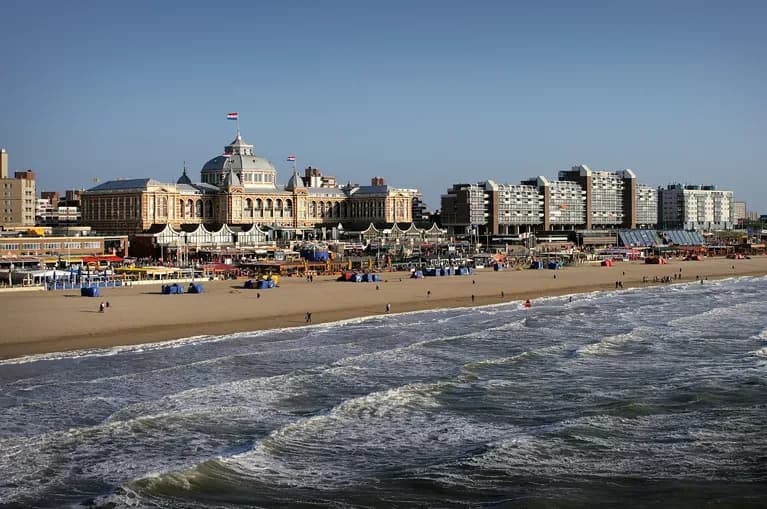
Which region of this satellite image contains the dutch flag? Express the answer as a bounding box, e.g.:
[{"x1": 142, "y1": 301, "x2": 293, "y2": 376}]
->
[
  {"x1": 287, "y1": 155, "x2": 296, "y2": 162},
  {"x1": 226, "y1": 112, "x2": 239, "y2": 120}
]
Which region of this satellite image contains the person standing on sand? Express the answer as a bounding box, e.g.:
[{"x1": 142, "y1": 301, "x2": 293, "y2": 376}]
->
[
  {"x1": 305, "y1": 312, "x2": 312, "y2": 323},
  {"x1": 471, "y1": 294, "x2": 475, "y2": 303},
  {"x1": 99, "y1": 302, "x2": 105, "y2": 313},
  {"x1": 427, "y1": 290, "x2": 431, "y2": 298},
  {"x1": 386, "y1": 303, "x2": 391, "y2": 313}
]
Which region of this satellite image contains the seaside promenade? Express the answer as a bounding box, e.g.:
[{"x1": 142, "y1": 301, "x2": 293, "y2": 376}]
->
[{"x1": 1, "y1": 256, "x2": 766, "y2": 360}]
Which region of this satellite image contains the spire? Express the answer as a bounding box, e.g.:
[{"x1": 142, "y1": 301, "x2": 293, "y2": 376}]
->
[{"x1": 176, "y1": 160, "x2": 192, "y2": 185}]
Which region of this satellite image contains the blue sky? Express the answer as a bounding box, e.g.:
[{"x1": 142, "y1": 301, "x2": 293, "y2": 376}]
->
[{"x1": 1, "y1": 0, "x2": 765, "y2": 213}]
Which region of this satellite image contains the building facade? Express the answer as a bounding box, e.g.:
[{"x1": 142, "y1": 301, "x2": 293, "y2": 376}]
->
[
  {"x1": 80, "y1": 132, "x2": 416, "y2": 236},
  {"x1": 1, "y1": 149, "x2": 37, "y2": 228},
  {"x1": 733, "y1": 201, "x2": 747, "y2": 226},
  {"x1": 441, "y1": 164, "x2": 656, "y2": 237},
  {"x1": 658, "y1": 184, "x2": 734, "y2": 230},
  {"x1": 439, "y1": 183, "x2": 488, "y2": 236}
]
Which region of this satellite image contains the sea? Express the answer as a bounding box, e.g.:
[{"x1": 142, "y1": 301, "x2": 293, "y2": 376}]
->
[{"x1": 1, "y1": 276, "x2": 766, "y2": 508}]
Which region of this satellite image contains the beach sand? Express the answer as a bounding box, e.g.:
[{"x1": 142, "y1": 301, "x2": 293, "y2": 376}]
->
[{"x1": 1, "y1": 256, "x2": 765, "y2": 360}]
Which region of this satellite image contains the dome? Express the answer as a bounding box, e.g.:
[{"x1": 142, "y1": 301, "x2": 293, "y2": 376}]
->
[
  {"x1": 285, "y1": 170, "x2": 305, "y2": 191},
  {"x1": 176, "y1": 167, "x2": 193, "y2": 185},
  {"x1": 201, "y1": 154, "x2": 276, "y2": 173},
  {"x1": 199, "y1": 132, "x2": 277, "y2": 188}
]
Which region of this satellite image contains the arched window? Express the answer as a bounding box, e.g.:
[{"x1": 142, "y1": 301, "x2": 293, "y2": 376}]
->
[
  {"x1": 186, "y1": 199, "x2": 193, "y2": 218},
  {"x1": 255, "y1": 198, "x2": 263, "y2": 218},
  {"x1": 266, "y1": 199, "x2": 273, "y2": 217},
  {"x1": 276, "y1": 199, "x2": 283, "y2": 217},
  {"x1": 341, "y1": 202, "x2": 347, "y2": 217},
  {"x1": 195, "y1": 200, "x2": 203, "y2": 217},
  {"x1": 245, "y1": 198, "x2": 253, "y2": 218},
  {"x1": 179, "y1": 199, "x2": 185, "y2": 218},
  {"x1": 326, "y1": 202, "x2": 333, "y2": 218},
  {"x1": 333, "y1": 202, "x2": 340, "y2": 217},
  {"x1": 319, "y1": 202, "x2": 325, "y2": 218},
  {"x1": 160, "y1": 197, "x2": 168, "y2": 217},
  {"x1": 205, "y1": 200, "x2": 213, "y2": 218},
  {"x1": 310, "y1": 201, "x2": 317, "y2": 217},
  {"x1": 285, "y1": 199, "x2": 293, "y2": 215}
]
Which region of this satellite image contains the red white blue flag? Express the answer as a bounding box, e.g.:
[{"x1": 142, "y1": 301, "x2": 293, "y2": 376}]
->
[
  {"x1": 226, "y1": 112, "x2": 238, "y2": 120},
  {"x1": 287, "y1": 155, "x2": 296, "y2": 162}
]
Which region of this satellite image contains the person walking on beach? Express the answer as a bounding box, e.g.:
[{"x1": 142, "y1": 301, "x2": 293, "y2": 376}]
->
[
  {"x1": 386, "y1": 303, "x2": 391, "y2": 313},
  {"x1": 305, "y1": 312, "x2": 312, "y2": 324},
  {"x1": 471, "y1": 294, "x2": 475, "y2": 303},
  {"x1": 98, "y1": 302, "x2": 105, "y2": 313}
]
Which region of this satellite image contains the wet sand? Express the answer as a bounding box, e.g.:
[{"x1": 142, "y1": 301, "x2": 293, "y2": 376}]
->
[{"x1": 1, "y1": 256, "x2": 765, "y2": 360}]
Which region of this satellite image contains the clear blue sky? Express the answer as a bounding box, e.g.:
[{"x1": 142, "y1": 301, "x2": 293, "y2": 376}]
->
[{"x1": 1, "y1": 0, "x2": 765, "y2": 213}]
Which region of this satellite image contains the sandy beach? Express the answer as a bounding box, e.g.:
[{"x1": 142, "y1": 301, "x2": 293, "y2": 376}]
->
[{"x1": 1, "y1": 256, "x2": 765, "y2": 360}]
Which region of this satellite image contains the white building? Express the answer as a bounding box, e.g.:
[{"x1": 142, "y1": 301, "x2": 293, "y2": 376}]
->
[{"x1": 658, "y1": 184, "x2": 734, "y2": 230}]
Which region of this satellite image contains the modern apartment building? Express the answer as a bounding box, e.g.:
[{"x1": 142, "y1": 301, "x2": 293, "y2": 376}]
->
[
  {"x1": 440, "y1": 183, "x2": 488, "y2": 236},
  {"x1": 441, "y1": 164, "x2": 657, "y2": 236},
  {"x1": 557, "y1": 165, "x2": 644, "y2": 229},
  {"x1": 1, "y1": 149, "x2": 37, "y2": 228},
  {"x1": 733, "y1": 201, "x2": 747, "y2": 226},
  {"x1": 485, "y1": 180, "x2": 543, "y2": 234},
  {"x1": 658, "y1": 184, "x2": 734, "y2": 230}
]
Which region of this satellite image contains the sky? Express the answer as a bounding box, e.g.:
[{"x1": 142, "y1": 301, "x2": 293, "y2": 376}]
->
[{"x1": 1, "y1": 0, "x2": 765, "y2": 213}]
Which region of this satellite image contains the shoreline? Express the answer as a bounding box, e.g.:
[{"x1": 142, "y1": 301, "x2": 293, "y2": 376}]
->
[{"x1": 1, "y1": 256, "x2": 766, "y2": 361}]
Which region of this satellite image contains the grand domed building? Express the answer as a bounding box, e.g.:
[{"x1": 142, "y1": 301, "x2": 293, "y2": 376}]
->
[{"x1": 80, "y1": 131, "x2": 418, "y2": 239}]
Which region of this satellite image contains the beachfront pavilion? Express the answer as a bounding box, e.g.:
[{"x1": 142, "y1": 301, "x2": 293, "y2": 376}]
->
[{"x1": 80, "y1": 131, "x2": 418, "y2": 237}]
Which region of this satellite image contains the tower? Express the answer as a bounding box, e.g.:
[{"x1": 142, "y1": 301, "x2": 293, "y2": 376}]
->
[{"x1": 0, "y1": 148, "x2": 8, "y2": 178}]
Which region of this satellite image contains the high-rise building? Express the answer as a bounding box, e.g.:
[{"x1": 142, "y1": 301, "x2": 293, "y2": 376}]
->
[
  {"x1": 658, "y1": 184, "x2": 734, "y2": 230},
  {"x1": 557, "y1": 165, "x2": 640, "y2": 229},
  {"x1": 485, "y1": 179, "x2": 543, "y2": 234},
  {"x1": 442, "y1": 164, "x2": 656, "y2": 237},
  {"x1": 733, "y1": 201, "x2": 747, "y2": 226},
  {"x1": 440, "y1": 183, "x2": 488, "y2": 236},
  {"x1": 1, "y1": 150, "x2": 37, "y2": 228}
]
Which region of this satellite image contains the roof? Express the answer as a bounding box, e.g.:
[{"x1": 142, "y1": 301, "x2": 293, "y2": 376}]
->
[
  {"x1": 201, "y1": 154, "x2": 276, "y2": 173},
  {"x1": 176, "y1": 168, "x2": 192, "y2": 185},
  {"x1": 285, "y1": 170, "x2": 305, "y2": 191},
  {"x1": 87, "y1": 178, "x2": 163, "y2": 192}
]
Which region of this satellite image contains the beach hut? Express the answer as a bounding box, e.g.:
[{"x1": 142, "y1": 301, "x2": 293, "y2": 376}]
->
[
  {"x1": 256, "y1": 279, "x2": 275, "y2": 289},
  {"x1": 80, "y1": 286, "x2": 100, "y2": 297},
  {"x1": 162, "y1": 283, "x2": 184, "y2": 294}
]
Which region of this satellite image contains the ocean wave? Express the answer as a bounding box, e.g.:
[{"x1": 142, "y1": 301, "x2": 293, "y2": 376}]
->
[
  {"x1": 462, "y1": 344, "x2": 565, "y2": 372},
  {"x1": 575, "y1": 326, "x2": 654, "y2": 357}
]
